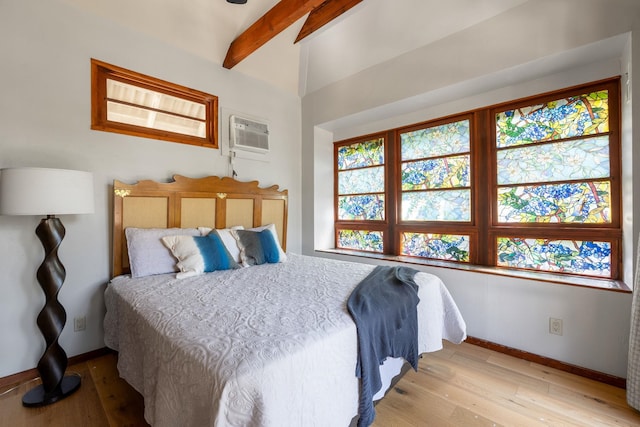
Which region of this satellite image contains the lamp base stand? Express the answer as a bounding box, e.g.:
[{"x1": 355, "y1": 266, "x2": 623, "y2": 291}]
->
[{"x1": 22, "y1": 375, "x2": 81, "y2": 407}]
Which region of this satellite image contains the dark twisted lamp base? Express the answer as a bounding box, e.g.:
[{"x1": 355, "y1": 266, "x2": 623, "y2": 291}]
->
[{"x1": 22, "y1": 216, "x2": 81, "y2": 407}]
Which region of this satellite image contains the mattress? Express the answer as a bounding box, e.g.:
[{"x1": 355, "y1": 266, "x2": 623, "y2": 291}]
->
[{"x1": 104, "y1": 253, "x2": 466, "y2": 426}]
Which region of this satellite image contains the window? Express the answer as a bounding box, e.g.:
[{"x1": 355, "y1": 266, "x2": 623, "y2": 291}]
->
[
  {"x1": 334, "y1": 78, "x2": 621, "y2": 279},
  {"x1": 336, "y1": 137, "x2": 386, "y2": 252},
  {"x1": 91, "y1": 59, "x2": 218, "y2": 149},
  {"x1": 398, "y1": 116, "x2": 474, "y2": 263}
]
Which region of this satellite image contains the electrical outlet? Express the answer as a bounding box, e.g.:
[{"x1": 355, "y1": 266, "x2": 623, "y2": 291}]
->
[
  {"x1": 74, "y1": 316, "x2": 86, "y2": 332},
  {"x1": 549, "y1": 317, "x2": 563, "y2": 336}
]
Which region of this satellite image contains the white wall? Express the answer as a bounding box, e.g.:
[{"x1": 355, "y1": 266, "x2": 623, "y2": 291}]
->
[
  {"x1": 0, "y1": 0, "x2": 301, "y2": 378},
  {"x1": 2, "y1": 0, "x2": 637, "y2": 382},
  {"x1": 302, "y1": 0, "x2": 640, "y2": 378}
]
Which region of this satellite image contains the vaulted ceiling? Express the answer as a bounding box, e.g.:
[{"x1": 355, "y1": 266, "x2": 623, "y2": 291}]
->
[{"x1": 61, "y1": 0, "x2": 546, "y2": 96}]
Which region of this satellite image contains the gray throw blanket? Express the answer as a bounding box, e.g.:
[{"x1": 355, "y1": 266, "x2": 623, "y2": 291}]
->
[{"x1": 347, "y1": 265, "x2": 421, "y2": 427}]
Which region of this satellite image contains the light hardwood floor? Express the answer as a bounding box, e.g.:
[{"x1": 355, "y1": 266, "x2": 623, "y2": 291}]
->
[{"x1": 1, "y1": 341, "x2": 639, "y2": 426}]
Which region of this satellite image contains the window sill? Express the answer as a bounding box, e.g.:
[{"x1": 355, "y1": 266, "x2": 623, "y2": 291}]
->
[{"x1": 315, "y1": 248, "x2": 631, "y2": 293}]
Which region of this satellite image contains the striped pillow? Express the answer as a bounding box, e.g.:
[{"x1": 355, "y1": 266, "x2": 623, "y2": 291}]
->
[
  {"x1": 162, "y1": 230, "x2": 240, "y2": 279},
  {"x1": 197, "y1": 226, "x2": 244, "y2": 263}
]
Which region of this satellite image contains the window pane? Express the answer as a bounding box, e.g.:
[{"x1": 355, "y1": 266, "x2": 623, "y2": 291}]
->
[
  {"x1": 402, "y1": 155, "x2": 470, "y2": 190},
  {"x1": 402, "y1": 190, "x2": 470, "y2": 221},
  {"x1": 497, "y1": 136, "x2": 610, "y2": 185},
  {"x1": 497, "y1": 237, "x2": 611, "y2": 277},
  {"x1": 338, "y1": 166, "x2": 384, "y2": 194},
  {"x1": 401, "y1": 120, "x2": 470, "y2": 160},
  {"x1": 401, "y1": 232, "x2": 469, "y2": 261},
  {"x1": 337, "y1": 138, "x2": 384, "y2": 170},
  {"x1": 338, "y1": 229, "x2": 384, "y2": 252},
  {"x1": 498, "y1": 181, "x2": 610, "y2": 223},
  {"x1": 496, "y1": 90, "x2": 609, "y2": 148},
  {"x1": 107, "y1": 79, "x2": 206, "y2": 120},
  {"x1": 338, "y1": 195, "x2": 385, "y2": 220},
  {"x1": 107, "y1": 102, "x2": 206, "y2": 138}
]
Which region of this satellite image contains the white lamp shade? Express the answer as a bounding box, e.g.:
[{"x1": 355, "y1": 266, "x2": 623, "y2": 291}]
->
[{"x1": 0, "y1": 167, "x2": 95, "y2": 216}]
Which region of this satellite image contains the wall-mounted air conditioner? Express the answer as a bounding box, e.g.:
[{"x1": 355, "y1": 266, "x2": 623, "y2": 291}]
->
[{"x1": 229, "y1": 115, "x2": 269, "y2": 154}]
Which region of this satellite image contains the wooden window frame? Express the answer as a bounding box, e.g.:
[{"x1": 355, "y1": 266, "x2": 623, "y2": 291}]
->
[
  {"x1": 486, "y1": 78, "x2": 622, "y2": 279},
  {"x1": 395, "y1": 113, "x2": 476, "y2": 264},
  {"x1": 91, "y1": 58, "x2": 219, "y2": 149},
  {"x1": 334, "y1": 132, "x2": 391, "y2": 253},
  {"x1": 334, "y1": 77, "x2": 622, "y2": 280}
]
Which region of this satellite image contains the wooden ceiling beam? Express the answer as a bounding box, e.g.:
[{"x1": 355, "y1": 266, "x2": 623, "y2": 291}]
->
[
  {"x1": 295, "y1": 0, "x2": 363, "y2": 43},
  {"x1": 223, "y1": 0, "x2": 327, "y2": 69}
]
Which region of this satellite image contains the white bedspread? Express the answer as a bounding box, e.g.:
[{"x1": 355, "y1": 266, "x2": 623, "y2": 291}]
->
[{"x1": 104, "y1": 254, "x2": 466, "y2": 427}]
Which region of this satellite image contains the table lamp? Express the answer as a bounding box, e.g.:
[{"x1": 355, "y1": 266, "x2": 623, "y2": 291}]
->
[{"x1": 0, "y1": 167, "x2": 94, "y2": 407}]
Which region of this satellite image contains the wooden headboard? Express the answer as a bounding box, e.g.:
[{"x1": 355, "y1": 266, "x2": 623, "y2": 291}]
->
[{"x1": 112, "y1": 175, "x2": 288, "y2": 277}]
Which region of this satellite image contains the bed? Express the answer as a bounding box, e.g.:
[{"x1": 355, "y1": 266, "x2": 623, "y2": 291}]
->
[{"x1": 103, "y1": 175, "x2": 466, "y2": 427}]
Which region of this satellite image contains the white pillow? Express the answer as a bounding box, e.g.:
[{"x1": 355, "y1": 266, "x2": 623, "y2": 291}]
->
[
  {"x1": 125, "y1": 227, "x2": 200, "y2": 278},
  {"x1": 198, "y1": 226, "x2": 244, "y2": 263}
]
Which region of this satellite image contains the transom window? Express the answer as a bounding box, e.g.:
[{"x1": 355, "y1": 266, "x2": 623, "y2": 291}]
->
[
  {"x1": 91, "y1": 59, "x2": 218, "y2": 149},
  {"x1": 334, "y1": 78, "x2": 621, "y2": 279}
]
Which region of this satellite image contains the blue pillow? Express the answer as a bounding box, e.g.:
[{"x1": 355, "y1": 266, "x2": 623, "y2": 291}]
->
[{"x1": 162, "y1": 231, "x2": 240, "y2": 278}]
